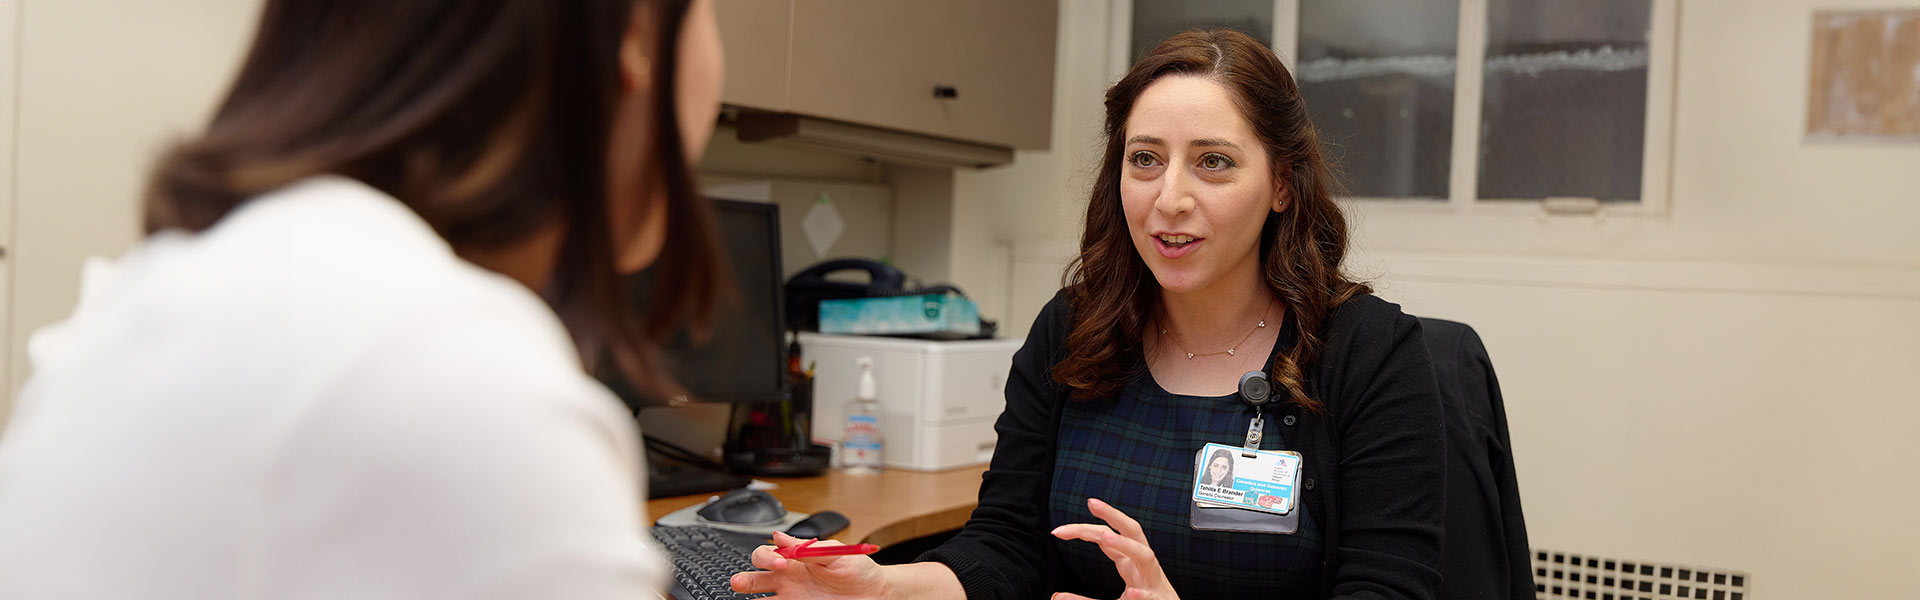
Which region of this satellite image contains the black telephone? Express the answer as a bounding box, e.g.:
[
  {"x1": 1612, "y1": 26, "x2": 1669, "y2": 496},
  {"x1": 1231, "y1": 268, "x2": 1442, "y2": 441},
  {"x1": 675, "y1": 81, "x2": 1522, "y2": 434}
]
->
[{"x1": 784, "y1": 258, "x2": 967, "y2": 332}]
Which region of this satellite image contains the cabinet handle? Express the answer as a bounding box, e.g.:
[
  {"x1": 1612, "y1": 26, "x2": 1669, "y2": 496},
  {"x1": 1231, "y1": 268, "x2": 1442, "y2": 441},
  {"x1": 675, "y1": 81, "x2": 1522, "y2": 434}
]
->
[{"x1": 932, "y1": 85, "x2": 958, "y2": 99}]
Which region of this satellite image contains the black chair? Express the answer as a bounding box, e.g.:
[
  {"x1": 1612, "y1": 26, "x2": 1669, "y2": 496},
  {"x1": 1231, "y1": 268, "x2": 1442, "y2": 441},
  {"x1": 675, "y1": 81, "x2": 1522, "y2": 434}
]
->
[{"x1": 1419, "y1": 318, "x2": 1535, "y2": 600}]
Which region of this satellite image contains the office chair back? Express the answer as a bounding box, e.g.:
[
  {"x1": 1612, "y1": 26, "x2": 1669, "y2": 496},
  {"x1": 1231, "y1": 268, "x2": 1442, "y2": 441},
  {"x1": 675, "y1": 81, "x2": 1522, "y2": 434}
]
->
[{"x1": 1420, "y1": 317, "x2": 1536, "y2": 600}]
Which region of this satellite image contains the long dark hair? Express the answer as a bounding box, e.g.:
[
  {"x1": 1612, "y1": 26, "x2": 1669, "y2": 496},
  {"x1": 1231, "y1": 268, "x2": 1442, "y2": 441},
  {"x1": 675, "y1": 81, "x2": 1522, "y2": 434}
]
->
[
  {"x1": 142, "y1": 0, "x2": 723, "y2": 399},
  {"x1": 1205, "y1": 448, "x2": 1236, "y2": 486},
  {"x1": 1055, "y1": 28, "x2": 1368, "y2": 412}
]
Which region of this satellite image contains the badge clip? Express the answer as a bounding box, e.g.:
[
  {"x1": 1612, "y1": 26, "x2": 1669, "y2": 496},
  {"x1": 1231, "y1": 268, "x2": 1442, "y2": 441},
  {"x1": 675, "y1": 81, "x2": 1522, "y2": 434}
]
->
[{"x1": 1243, "y1": 413, "x2": 1264, "y2": 456}]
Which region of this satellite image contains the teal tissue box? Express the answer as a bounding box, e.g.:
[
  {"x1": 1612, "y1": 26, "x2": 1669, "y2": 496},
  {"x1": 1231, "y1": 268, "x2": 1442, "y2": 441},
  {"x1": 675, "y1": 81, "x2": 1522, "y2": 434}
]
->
[{"x1": 818, "y1": 293, "x2": 981, "y2": 338}]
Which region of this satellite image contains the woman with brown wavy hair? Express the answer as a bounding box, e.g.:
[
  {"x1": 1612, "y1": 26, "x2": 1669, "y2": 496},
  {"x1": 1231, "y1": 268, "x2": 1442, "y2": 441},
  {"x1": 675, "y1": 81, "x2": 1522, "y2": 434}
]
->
[
  {"x1": 0, "y1": 0, "x2": 726, "y2": 596},
  {"x1": 732, "y1": 28, "x2": 1443, "y2": 600}
]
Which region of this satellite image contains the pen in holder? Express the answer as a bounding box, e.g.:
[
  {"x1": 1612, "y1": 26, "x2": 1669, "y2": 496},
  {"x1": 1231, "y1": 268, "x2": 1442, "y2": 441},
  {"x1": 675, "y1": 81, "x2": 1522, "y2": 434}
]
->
[{"x1": 724, "y1": 350, "x2": 831, "y2": 476}]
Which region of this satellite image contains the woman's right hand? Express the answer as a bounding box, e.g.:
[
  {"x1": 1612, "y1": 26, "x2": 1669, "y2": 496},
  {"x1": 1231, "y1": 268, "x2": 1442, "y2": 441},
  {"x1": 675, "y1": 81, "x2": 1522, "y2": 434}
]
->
[{"x1": 730, "y1": 531, "x2": 890, "y2": 599}]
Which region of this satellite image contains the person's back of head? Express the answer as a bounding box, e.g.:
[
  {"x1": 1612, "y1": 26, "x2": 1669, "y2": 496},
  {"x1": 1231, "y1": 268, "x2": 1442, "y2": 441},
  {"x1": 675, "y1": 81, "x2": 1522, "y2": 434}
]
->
[
  {"x1": 0, "y1": 3, "x2": 731, "y2": 596},
  {"x1": 146, "y1": 0, "x2": 725, "y2": 395}
]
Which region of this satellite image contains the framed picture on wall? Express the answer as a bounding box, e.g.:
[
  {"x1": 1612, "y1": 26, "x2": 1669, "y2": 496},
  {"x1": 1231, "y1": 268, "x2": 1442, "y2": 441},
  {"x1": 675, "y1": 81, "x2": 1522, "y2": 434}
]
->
[{"x1": 1807, "y1": 10, "x2": 1920, "y2": 143}]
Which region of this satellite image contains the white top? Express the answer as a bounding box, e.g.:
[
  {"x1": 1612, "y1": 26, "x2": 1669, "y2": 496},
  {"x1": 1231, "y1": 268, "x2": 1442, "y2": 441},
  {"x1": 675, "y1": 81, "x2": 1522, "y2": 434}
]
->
[{"x1": 0, "y1": 177, "x2": 667, "y2": 598}]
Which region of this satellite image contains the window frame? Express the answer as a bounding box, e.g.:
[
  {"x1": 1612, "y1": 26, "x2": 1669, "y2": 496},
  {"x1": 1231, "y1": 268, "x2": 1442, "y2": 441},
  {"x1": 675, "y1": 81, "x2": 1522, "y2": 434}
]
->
[{"x1": 1113, "y1": 0, "x2": 1680, "y2": 218}]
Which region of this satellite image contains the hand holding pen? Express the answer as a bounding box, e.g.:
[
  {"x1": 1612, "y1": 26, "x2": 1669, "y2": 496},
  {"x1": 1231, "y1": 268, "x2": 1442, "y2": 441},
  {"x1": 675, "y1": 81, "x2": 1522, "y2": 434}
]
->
[{"x1": 733, "y1": 531, "x2": 888, "y2": 598}]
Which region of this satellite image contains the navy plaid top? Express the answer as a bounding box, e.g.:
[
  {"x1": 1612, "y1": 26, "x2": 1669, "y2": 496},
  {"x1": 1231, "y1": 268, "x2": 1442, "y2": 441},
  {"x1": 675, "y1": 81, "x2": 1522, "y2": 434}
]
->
[
  {"x1": 1049, "y1": 368, "x2": 1324, "y2": 597},
  {"x1": 922, "y1": 292, "x2": 1445, "y2": 600}
]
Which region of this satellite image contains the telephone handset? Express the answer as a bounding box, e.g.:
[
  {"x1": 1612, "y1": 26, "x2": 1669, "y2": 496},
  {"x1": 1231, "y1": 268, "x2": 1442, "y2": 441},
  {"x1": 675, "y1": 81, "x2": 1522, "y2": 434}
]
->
[
  {"x1": 784, "y1": 258, "x2": 968, "y2": 331},
  {"x1": 787, "y1": 258, "x2": 909, "y2": 297}
]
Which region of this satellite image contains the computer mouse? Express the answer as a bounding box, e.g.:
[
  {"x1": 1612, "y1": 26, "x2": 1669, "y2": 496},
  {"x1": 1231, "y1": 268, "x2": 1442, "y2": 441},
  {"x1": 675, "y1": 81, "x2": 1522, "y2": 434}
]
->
[
  {"x1": 696, "y1": 488, "x2": 788, "y2": 525},
  {"x1": 785, "y1": 510, "x2": 850, "y2": 540}
]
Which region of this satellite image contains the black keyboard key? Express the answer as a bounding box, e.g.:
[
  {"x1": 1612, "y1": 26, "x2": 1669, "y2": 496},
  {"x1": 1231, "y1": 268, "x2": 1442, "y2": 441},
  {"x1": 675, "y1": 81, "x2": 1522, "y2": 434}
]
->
[{"x1": 651, "y1": 525, "x2": 773, "y2": 600}]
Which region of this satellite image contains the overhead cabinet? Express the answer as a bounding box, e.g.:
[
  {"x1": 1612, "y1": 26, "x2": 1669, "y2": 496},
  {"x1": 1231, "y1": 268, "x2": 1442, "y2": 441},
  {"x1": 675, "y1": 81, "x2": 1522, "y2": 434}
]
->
[{"x1": 716, "y1": 0, "x2": 1057, "y2": 151}]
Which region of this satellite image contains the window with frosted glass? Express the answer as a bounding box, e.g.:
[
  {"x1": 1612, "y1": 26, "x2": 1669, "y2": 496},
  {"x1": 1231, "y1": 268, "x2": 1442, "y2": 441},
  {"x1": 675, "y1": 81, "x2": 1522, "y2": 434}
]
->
[
  {"x1": 1478, "y1": 0, "x2": 1652, "y2": 202},
  {"x1": 1295, "y1": 1, "x2": 1458, "y2": 199},
  {"x1": 1129, "y1": 0, "x2": 1274, "y2": 65}
]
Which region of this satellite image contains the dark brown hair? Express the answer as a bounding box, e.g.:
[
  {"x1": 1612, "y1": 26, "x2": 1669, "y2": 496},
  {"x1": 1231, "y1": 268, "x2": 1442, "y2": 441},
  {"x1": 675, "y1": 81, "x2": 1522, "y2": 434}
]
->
[
  {"x1": 142, "y1": 0, "x2": 723, "y2": 399},
  {"x1": 1055, "y1": 28, "x2": 1368, "y2": 412}
]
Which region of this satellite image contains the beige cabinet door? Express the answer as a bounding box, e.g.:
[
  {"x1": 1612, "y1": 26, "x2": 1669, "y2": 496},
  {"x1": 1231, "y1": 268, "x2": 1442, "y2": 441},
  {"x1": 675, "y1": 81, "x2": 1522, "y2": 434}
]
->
[
  {"x1": 716, "y1": 0, "x2": 791, "y2": 111},
  {"x1": 785, "y1": 0, "x2": 1055, "y2": 149},
  {"x1": 787, "y1": 1, "x2": 956, "y2": 142},
  {"x1": 938, "y1": 0, "x2": 1055, "y2": 150}
]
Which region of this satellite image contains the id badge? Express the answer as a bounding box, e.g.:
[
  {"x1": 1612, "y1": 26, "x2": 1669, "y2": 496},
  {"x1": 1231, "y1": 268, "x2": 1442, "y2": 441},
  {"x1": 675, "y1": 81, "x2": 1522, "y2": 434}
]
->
[
  {"x1": 1189, "y1": 446, "x2": 1302, "y2": 535},
  {"x1": 1191, "y1": 442, "x2": 1302, "y2": 515}
]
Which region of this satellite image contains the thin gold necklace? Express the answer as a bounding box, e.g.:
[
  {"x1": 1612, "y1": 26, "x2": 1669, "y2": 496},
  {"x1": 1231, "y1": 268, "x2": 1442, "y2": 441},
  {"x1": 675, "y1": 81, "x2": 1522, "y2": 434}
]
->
[{"x1": 1159, "y1": 298, "x2": 1274, "y2": 360}]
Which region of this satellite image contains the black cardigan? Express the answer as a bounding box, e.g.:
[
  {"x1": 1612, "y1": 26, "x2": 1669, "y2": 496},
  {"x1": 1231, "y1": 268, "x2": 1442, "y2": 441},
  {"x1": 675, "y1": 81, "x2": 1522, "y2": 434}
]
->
[{"x1": 921, "y1": 291, "x2": 1446, "y2": 599}]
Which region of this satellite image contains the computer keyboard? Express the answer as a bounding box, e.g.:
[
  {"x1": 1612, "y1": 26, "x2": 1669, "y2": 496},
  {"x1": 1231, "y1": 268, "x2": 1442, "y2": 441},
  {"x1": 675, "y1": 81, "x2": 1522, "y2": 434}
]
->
[{"x1": 652, "y1": 525, "x2": 771, "y2": 600}]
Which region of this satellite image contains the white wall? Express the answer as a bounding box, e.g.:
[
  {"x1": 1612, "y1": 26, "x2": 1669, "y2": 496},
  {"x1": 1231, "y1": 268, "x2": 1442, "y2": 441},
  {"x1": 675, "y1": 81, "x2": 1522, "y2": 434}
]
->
[
  {"x1": 887, "y1": 165, "x2": 959, "y2": 285},
  {"x1": 1358, "y1": 2, "x2": 1919, "y2": 598},
  {"x1": 2, "y1": 0, "x2": 261, "y2": 426},
  {"x1": 972, "y1": 0, "x2": 1920, "y2": 597},
  {"x1": 0, "y1": 0, "x2": 21, "y2": 428},
  {"x1": 1380, "y1": 271, "x2": 1919, "y2": 600}
]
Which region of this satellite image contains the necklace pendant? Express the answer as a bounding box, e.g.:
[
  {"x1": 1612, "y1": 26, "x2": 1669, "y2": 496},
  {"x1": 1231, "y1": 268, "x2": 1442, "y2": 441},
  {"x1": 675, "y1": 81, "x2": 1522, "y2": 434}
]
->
[
  {"x1": 1227, "y1": 348, "x2": 1235, "y2": 356},
  {"x1": 1185, "y1": 352, "x2": 1194, "y2": 360}
]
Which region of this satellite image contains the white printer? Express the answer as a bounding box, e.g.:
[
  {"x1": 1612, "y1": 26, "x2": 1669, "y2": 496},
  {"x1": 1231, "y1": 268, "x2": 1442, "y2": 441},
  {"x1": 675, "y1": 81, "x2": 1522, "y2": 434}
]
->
[{"x1": 799, "y1": 333, "x2": 1024, "y2": 472}]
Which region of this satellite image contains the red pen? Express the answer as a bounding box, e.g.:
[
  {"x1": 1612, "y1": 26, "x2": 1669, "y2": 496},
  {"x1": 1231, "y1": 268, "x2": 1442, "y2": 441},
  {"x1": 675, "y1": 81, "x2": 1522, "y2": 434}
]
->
[{"x1": 776, "y1": 539, "x2": 881, "y2": 559}]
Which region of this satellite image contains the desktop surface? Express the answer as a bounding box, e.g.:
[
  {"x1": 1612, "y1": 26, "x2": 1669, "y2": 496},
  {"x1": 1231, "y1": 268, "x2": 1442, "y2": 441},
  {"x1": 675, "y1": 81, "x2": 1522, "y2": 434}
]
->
[{"x1": 644, "y1": 465, "x2": 988, "y2": 547}]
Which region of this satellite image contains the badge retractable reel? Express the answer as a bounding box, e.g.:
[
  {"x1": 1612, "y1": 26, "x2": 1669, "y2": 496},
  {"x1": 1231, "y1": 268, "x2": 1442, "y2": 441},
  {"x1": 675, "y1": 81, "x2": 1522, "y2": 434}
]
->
[{"x1": 1237, "y1": 371, "x2": 1271, "y2": 457}]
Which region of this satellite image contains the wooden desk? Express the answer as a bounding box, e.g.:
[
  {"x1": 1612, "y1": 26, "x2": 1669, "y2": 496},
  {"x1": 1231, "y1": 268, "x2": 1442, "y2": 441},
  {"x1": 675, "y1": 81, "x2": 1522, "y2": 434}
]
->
[{"x1": 645, "y1": 465, "x2": 988, "y2": 547}]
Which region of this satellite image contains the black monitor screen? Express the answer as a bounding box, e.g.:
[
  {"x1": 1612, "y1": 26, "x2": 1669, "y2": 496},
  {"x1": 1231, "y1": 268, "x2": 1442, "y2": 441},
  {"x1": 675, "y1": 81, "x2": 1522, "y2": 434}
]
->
[{"x1": 610, "y1": 199, "x2": 786, "y2": 408}]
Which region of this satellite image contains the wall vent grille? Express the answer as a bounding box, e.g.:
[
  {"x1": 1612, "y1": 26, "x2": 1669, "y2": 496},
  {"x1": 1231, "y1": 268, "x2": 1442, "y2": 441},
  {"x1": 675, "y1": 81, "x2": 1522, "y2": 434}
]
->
[{"x1": 1532, "y1": 548, "x2": 1751, "y2": 600}]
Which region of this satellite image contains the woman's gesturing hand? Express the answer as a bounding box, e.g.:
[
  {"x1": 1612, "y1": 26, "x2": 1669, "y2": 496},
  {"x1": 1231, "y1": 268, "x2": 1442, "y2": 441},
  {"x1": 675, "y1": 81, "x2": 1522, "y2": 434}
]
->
[
  {"x1": 1049, "y1": 498, "x2": 1181, "y2": 600},
  {"x1": 729, "y1": 531, "x2": 890, "y2": 600}
]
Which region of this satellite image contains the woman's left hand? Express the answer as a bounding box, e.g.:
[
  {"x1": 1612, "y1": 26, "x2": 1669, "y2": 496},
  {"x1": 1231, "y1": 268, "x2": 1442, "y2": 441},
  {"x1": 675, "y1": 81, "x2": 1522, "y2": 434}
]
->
[{"x1": 1049, "y1": 497, "x2": 1181, "y2": 600}]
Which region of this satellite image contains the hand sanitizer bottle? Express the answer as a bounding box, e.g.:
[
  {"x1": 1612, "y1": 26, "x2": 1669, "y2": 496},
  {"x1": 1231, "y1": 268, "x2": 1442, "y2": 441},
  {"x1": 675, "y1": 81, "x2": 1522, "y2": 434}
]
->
[{"x1": 841, "y1": 357, "x2": 884, "y2": 474}]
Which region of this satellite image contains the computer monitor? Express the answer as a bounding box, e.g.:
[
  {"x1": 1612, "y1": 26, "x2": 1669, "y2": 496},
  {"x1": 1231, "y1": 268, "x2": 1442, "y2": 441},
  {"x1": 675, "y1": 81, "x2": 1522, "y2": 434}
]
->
[{"x1": 607, "y1": 198, "x2": 788, "y2": 410}]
